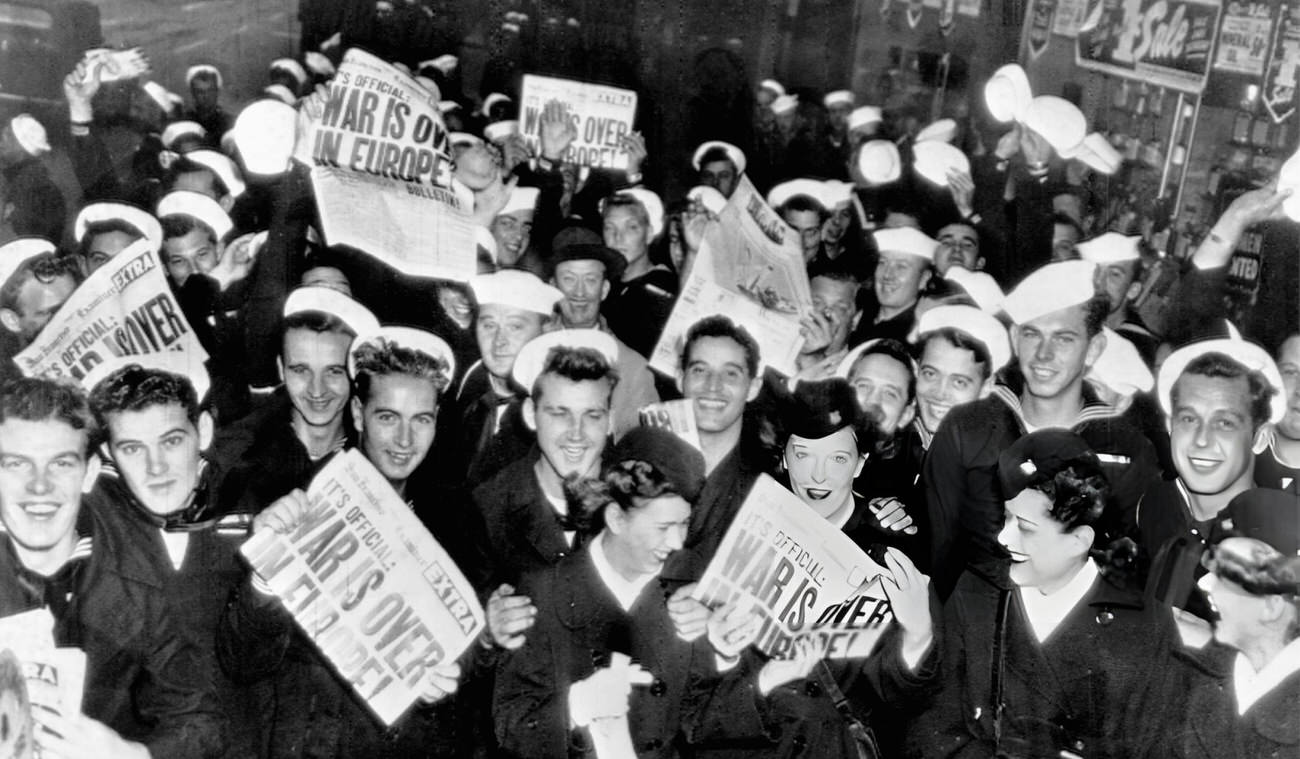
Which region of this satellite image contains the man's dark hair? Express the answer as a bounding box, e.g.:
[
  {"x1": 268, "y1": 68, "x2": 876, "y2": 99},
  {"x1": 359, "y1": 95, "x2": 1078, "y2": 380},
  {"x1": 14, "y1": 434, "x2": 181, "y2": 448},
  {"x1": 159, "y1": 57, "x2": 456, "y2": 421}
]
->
[
  {"x1": 602, "y1": 194, "x2": 651, "y2": 230},
  {"x1": 89, "y1": 365, "x2": 200, "y2": 431},
  {"x1": 1173, "y1": 352, "x2": 1276, "y2": 430},
  {"x1": 680, "y1": 315, "x2": 761, "y2": 379},
  {"x1": 0, "y1": 377, "x2": 98, "y2": 454},
  {"x1": 1082, "y1": 293, "x2": 1110, "y2": 337},
  {"x1": 160, "y1": 214, "x2": 217, "y2": 245},
  {"x1": 165, "y1": 158, "x2": 230, "y2": 198},
  {"x1": 698, "y1": 146, "x2": 737, "y2": 170},
  {"x1": 0, "y1": 254, "x2": 83, "y2": 312},
  {"x1": 531, "y1": 346, "x2": 618, "y2": 401},
  {"x1": 779, "y1": 194, "x2": 829, "y2": 221},
  {"x1": 1027, "y1": 460, "x2": 1110, "y2": 536},
  {"x1": 78, "y1": 220, "x2": 145, "y2": 260},
  {"x1": 282, "y1": 310, "x2": 358, "y2": 341},
  {"x1": 352, "y1": 338, "x2": 451, "y2": 405},
  {"x1": 848, "y1": 338, "x2": 916, "y2": 403},
  {"x1": 922, "y1": 327, "x2": 992, "y2": 381}
]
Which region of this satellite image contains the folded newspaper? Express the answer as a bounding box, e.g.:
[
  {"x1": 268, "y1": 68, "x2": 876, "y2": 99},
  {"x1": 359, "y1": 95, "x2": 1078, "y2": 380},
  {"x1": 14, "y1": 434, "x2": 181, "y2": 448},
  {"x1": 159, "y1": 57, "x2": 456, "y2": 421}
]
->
[
  {"x1": 241, "y1": 449, "x2": 486, "y2": 725},
  {"x1": 691, "y1": 475, "x2": 895, "y2": 660},
  {"x1": 0, "y1": 608, "x2": 87, "y2": 758}
]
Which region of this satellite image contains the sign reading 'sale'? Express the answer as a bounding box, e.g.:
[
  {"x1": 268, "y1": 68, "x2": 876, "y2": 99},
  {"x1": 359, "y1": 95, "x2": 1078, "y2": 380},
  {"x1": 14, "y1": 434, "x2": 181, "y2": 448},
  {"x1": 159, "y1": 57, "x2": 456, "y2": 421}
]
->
[{"x1": 1075, "y1": 0, "x2": 1221, "y2": 92}]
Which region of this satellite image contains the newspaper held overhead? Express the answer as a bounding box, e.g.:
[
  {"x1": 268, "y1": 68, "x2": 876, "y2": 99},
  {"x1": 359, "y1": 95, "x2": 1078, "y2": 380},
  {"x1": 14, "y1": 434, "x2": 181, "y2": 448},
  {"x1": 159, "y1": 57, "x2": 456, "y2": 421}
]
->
[
  {"x1": 691, "y1": 475, "x2": 896, "y2": 660},
  {"x1": 649, "y1": 174, "x2": 810, "y2": 378},
  {"x1": 519, "y1": 75, "x2": 638, "y2": 170},
  {"x1": 0, "y1": 607, "x2": 88, "y2": 756},
  {"x1": 15, "y1": 240, "x2": 210, "y2": 400},
  {"x1": 308, "y1": 48, "x2": 480, "y2": 283},
  {"x1": 240, "y1": 449, "x2": 486, "y2": 726}
]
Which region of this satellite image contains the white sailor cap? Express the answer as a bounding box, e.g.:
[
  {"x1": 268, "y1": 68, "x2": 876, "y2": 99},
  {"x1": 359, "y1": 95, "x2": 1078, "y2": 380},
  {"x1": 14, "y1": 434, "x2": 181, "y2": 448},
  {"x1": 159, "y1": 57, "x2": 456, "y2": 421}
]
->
[
  {"x1": 1077, "y1": 232, "x2": 1142, "y2": 265},
  {"x1": 691, "y1": 141, "x2": 747, "y2": 174},
  {"x1": 231, "y1": 100, "x2": 296, "y2": 176},
  {"x1": 511, "y1": 328, "x2": 619, "y2": 392},
  {"x1": 768, "y1": 179, "x2": 828, "y2": 211},
  {"x1": 1002, "y1": 260, "x2": 1097, "y2": 325},
  {"x1": 303, "y1": 51, "x2": 335, "y2": 78},
  {"x1": 481, "y1": 92, "x2": 512, "y2": 117},
  {"x1": 1087, "y1": 327, "x2": 1153, "y2": 399},
  {"x1": 915, "y1": 118, "x2": 958, "y2": 144},
  {"x1": 0, "y1": 237, "x2": 57, "y2": 289},
  {"x1": 499, "y1": 185, "x2": 540, "y2": 217},
  {"x1": 10, "y1": 114, "x2": 49, "y2": 156},
  {"x1": 848, "y1": 106, "x2": 883, "y2": 132},
  {"x1": 269, "y1": 58, "x2": 308, "y2": 87},
  {"x1": 687, "y1": 185, "x2": 727, "y2": 216},
  {"x1": 944, "y1": 266, "x2": 1005, "y2": 313},
  {"x1": 469, "y1": 269, "x2": 563, "y2": 314},
  {"x1": 874, "y1": 227, "x2": 939, "y2": 262},
  {"x1": 1157, "y1": 321, "x2": 1286, "y2": 424},
  {"x1": 821, "y1": 181, "x2": 854, "y2": 210},
  {"x1": 156, "y1": 190, "x2": 233, "y2": 241},
  {"x1": 857, "y1": 139, "x2": 901, "y2": 185},
  {"x1": 918, "y1": 304, "x2": 1012, "y2": 374},
  {"x1": 824, "y1": 90, "x2": 855, "y2": 109},
  {"x1": 913, "y1": 140, "x2": 970, "y2": 187},
  {"x1": 759, "y1": 79, "x2": 785, "y2": 96},
  {"x1": 283, "y1": 286, "x2": 380, "y2": 337},
  {"x1": 160, "y1": 121, "x2": 206, "y2": 150},
  {"x1": 483, "y1": 119, "x2": 519, "y2": 144},
  {"x1": 185, "y1": 149, "x2": 245, "y2": 198},
  {"x1": 83, "y1": 349, "x2": 212, "y2": 407},
  {"x1": 186, "y1": 64, "x2": 223, "y2": 88},
  {"x1": 262, "y1": 84, "x2": 297, "y2": 105},
  {"x1": 426, "y1": 55, "x2": 458, "y2": 74},
  {"x1": 74, "y1": 202, "x2": 162, "y2": 252},
  {"x1": 771, "y1": 94, "x2": 799, "y2": 116},
  {"x1": 438, "y1": 100, "x2": 462, "y2": 114},
  {"x1": 348, "y1": 326, "x2": 456, "y2": 381},
  {"x1": 610, "y1": 188, "x2": 665, "y2": 239}
]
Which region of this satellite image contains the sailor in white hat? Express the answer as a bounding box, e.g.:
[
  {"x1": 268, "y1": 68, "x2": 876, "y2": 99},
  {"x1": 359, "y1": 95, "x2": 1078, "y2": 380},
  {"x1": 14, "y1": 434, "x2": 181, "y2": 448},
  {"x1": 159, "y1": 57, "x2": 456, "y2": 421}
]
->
[
  {"x1": 756, "y1": 78, "x2": 785, "y2": 107},
  {"x1": 268, "y1": 58, "x2": 309, "y2": 96},
  {"x1": 848, "y1": 106, "x2": 884, "y2": 145},
  {"x1": 769, "y1": 179, "x2": 830, "y2": 264},
  {"x1": 229, "y1": 100, "x2": 296, "y2": 177},
  {"x1": 182, "y1": 65, "x2": 226, "y2": 148},
  {"x1": 824, "y1": 90, "x2": 856, "y2": 157},
  {"x1": 0, "y1": 237, "x2": 81, "y2": 347},
  {"x1": 598, "y1": 188, "x2": 675, "y2": 356},
  {"x1": 489, "y1": 185, "x2": 540, "y2": 268},
  {"x1": 481, "y1": 92, "x2": 513, "y2": 121},
  {"x1": 156, "y1": 189, "x2": 233, "y2": 287},
  {"x1": 1077, "y1": 232, "x2": 1157, "y2": 363},
  {"x1": 1084, "y1": 327, "x2": 1153, "y2": 411},
  {"x1": 0, "y1": 115, "x2": 64, "y2": 242},
  {"x1": 848, "y1": 227, "x2": 938, "y2": 346},
  {"x1": 912, "y1": 305, "x2": 1011, "y2": 447},
  {"x1": 74, "y1": 201, "x2": 163, "y2": 272},
  {"x1": 691, "y1": 141, "x2": 747, "y2": 199},
  {"x1": 170, "y1": 149, "x2": 244, "y2": 209}
]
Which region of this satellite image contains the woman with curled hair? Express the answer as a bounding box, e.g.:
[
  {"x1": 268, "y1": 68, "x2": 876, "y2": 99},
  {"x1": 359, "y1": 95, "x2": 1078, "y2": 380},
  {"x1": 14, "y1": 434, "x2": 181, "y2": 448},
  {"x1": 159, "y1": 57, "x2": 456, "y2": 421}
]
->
[
  {"x1": 494, "y1": 426, "x2": 731, "y2": 758},
  {"x1": 910, "y1": 428, "x2": 1181, "y2": 759}
]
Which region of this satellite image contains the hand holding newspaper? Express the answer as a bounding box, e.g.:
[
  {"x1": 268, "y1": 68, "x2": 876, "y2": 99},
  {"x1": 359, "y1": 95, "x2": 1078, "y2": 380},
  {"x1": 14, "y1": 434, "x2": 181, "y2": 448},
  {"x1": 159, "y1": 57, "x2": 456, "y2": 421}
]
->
[
  {"x1": 690, "y1": 475, "x2": 895, "y2": 660},
  {"x1": 0, "y1": 608, "x2": 88, "y2": 758},
  {"x1": 240, "y1": 449, "x2": 485, "y2": 725}
]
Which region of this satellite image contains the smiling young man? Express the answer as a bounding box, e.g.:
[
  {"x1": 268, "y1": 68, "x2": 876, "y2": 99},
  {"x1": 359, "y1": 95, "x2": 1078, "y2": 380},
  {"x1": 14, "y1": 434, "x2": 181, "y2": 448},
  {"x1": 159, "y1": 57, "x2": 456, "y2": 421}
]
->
[
  {"x1": 0, "y1": 377, "x2": 223, "y2": 758},
  {"x1": 847, "y1": 227, "x2": 937, "y2": 346},
  {"x1": 923, "y1": 260, "x2": 1159, "y2": 598}
]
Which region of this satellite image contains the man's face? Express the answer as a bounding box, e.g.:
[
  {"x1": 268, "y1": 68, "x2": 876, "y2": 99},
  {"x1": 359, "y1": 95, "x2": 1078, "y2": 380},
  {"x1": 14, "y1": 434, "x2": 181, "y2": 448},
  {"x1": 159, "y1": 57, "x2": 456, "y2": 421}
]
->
[
  {"x1": 784, "y1": 428, "x2": 862, "y2": 510},
  {"x1": 783, "y1": 209, "x2": 823, "y2": 263},
  {"x1": 607, "y1": 494, "x2": 690, "y2": 577},
  {"x1": 191, "y1": 77, "x2": 220, "y2": 113},
  {"x1": 916, "y1": 335, "x2": 986, "y2": 433},
  {"x1": 106, "y1": 404, "x2": 203, "y2": 516},
  {"x1": 1051, "y1": 223, "x2": 1080, "y2": 261},
  {"x1": 301, "y1": 266, "x2": 351, "y2": 296},
  {"x1": 490, "y1": 210, "x2": 534, "y2": 266},
  {"x1": 810, "y1": 276, "x2": 860, "y2": 354},
  {"x1": 553, "y1": 259, "x2": 609, "y2": 329},
  {"x1": 874, "y1": 250, "x2": 931, "y2": 312},
  {"x1": 822, "y1": 206, "x2": 852, "y2": 245},
  {"x1": 1169, "y1": 372, "x2": 1255, "y2": 497},
  {"x1": 1278, "y1": 335, "x2": 1300, "y2": 441},
  {"x1": 679, "y1": 336, "x2": 759, "y2": 436},
  {"x1": 1013, "y1": 304, "x2": 1102, "y2": 401},
  {"x1": 162, "y1": 228, "x2": 219, "y2": 287},
  {"x1": 828, "y1": 103, "x2": 853, "y2": 130},
  {"x1": 437, "y1": 284, "x2": 473, "y2": 329},
  {"x1": 935, "y1": 223, "x2": 981, "y2": 275},
  {"x1": 0, "y1": 417, "x2": 90, "y2": 569},
  {"x1": 1094, "y1": 261, "x2": 1140, "y2": 316},
  {"x1": 281, "y1": 328, "x2": 352, "y2": 428},
  {"x1": 847, "y1": 352, "x2": 914, "y2": 436},
  {"x1": 699, "y1": 159, "x2": 738, "y2": 198},
  {"x1": 475, "y1": 304, "x2": 544, "y2": 381},
  {"x1": 999, "y1": 488, "x2": 1087, "y2": 592},
  {"x1": 6, "y1": 274, "x2": 76, "y2": 343},
  {"x1": 85, "y1": 230, "x2": 137, "y2": 273},
  {"x1": 352, "y1": 373, "x2": 439, "y2": 485},
  {"x1": 528, "y1": 374, "x2": 611, "y2": 481},
  {"x1": 603, "y1": 206, "x2": 650, "y2": 269}
]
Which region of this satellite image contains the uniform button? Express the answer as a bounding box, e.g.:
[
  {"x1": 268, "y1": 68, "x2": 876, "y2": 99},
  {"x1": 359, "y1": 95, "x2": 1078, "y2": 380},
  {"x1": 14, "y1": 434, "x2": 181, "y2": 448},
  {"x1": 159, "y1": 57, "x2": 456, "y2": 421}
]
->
[
  {"x1": 804, "y1": 681, "x2": 822, "y2": 697},
  {"x1": 526, "y1": 718, "x2": 537, "y2": 729},
  {"x1": 643, "y1": 738, "x2": 663, "y2": 750},
  {"x1": 1095, "y1": 610, "x2": 1114, "y2": 626},
  {"x1": 650, "y1": 679, "x2": 667, "y2": 697}
]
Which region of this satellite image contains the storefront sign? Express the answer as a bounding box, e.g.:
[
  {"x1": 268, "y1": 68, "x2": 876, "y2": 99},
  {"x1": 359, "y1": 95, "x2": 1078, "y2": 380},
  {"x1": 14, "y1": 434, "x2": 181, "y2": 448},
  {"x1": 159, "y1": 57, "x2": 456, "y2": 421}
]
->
[
  {"x1": 1263, "y1": 1, "x2": 1300, "y2": 122},
  {"x1": 1213, "y1": 1, "x2": 1273, "y2": 76},
  {"x1": 1075, "y1": 0, "x2": 1221, "y2": 92}
]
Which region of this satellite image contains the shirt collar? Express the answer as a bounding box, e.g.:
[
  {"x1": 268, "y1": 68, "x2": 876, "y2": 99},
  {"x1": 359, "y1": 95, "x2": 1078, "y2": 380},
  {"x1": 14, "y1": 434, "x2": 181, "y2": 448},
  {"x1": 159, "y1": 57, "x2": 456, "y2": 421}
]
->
[
  {"x1": 1018, "y1": 558, "x2": 1100, "y2": 642},
  {"x1": 590, "y1": 534, "x2": 656, "y2": 612},
  {"x1": 1233, "y1": 637, "x2": 1300, "y2": 715}
]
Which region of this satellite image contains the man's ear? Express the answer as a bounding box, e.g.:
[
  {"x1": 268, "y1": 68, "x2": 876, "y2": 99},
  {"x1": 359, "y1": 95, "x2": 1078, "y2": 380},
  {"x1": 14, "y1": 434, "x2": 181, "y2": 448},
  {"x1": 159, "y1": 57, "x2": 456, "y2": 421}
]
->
[
  {"x1": 350, "y1": 396, "x2": 364, "y2": 434},
  {"x1": 979, "y1": 376, "x2": 996, "y2": 397},
  {"x1": 918, "y1": 268, "x2": 932, "y2": 292},
  {"x1": 600, "y1": 279, "x2": 611, "y2": 303},
  {"x1": 975, "y1": 256, "x2": 986, "y2": 271},
  {"x1": 1085, "y1": 330, "x2": 1107, "y2": 368},
  {"x1": 746, "y1": 374, "x2": 762, "y2": 403},
  {"x1": 523, "y1": 397, "x2": 537, "y2": 432},
  {"x1": 897, "y1": 400, "x2": 916, "y2": 431},
  {"x1": 1125, "y1": 280, "x2": 1143, "y2": 303},
  {"x1": 0, "y1": 308, "x2": 20, "y2": 334},
  {"x1": 849, "y1": 308, "x2": 864, "y2": 333},
  {"x1": 276, "y1": 357, "x2": 285, "y2": 383},
  {"x1": 81, "y1": 454, "x2": 102, "y2": 493},
  {"x1": 198, "y1": 412, "x2": 214, "y2": 450},
  {"x1": 218, "y1": 195, "x2": 235, "y2": 214}
]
